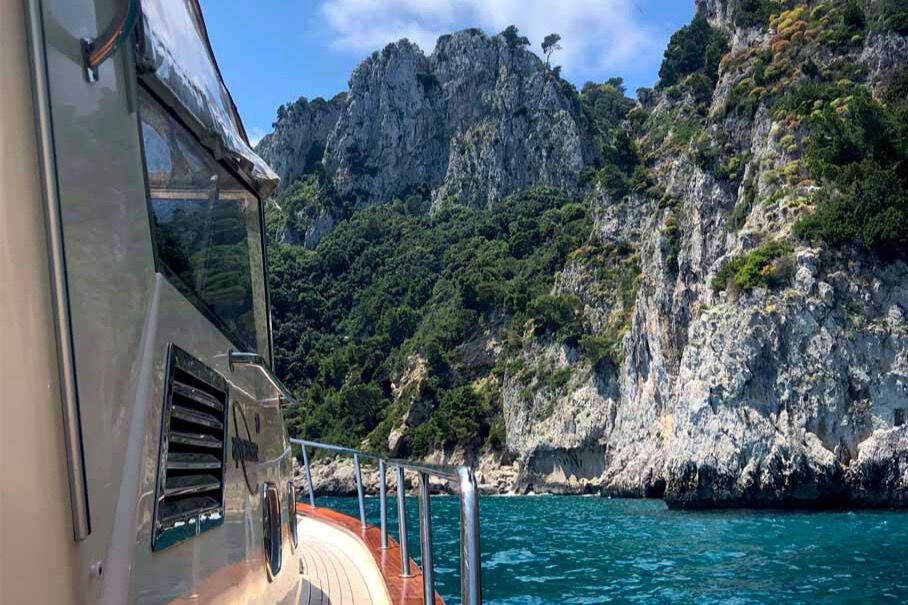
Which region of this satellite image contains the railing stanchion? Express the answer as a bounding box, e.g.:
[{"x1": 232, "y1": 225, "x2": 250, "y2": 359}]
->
[
  {"x1": 288, "y1": 438, "x2": 481, "y2": 602},
  {"x1": 353, "y1": 453, "x2": 366, "y2": 529},
  {"x1": 418, "y1": 472, "x2": 435, "y2": 604},
  {"x1": 379, "y1": 459, "x2": 389, "y2": 549},
  {"x1": 458, "y1": 467, "x2": 482, "y2": 605},
  {"x1": 301, "y1": 444, "x2": 315, "y2": 507},
  {"x1": 396, "y1": 466, "x2": 412, "y2": 577}
]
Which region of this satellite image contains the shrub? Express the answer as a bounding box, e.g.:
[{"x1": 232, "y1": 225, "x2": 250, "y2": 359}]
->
[
  {"x1": 712, "y1": 240, "x2": 793, "y2": 294},
  {"x1": 883, "y1": 66, "x2": 908, "y2": 109},
  {"x1": 487, "y1": 416, "x2": 506, "y2": 451},
  {"x1": 733, "y1": 0, "x2": 775, "y2": 29},
  {"x1": 658, "y1": 16, "x2": 729, "y2": 89},
  {"x1": 724, "y1": 83, "x2": 762, "y2": 118},
  {"x1": 596, "y1": 163, "x2": 632, "y2": 196},
  {"x1": 772, "y1": 82, "x2": 840, "y2": 116},
  {"x1": 410, "y1": 386, "x2": 482, "y2": 454},
  {"x1": 801, "y1": 58, "x2": 820, "y2": 78},
  {"x1": 686, "y1": 71, "x2": 719, "y2": 110},
  {"x1": 661, "y1": 216, "x2": 683, "y2": 273},
  {"x1": 499, "y1": 25, "x2": 530, "y2": 48},
  {"x1": 581, "y1": 78, "x2": 635, "y2": 131},
  {"x1": 802, "y1": 86, "x2": 906, "y2": 182},
  {"x1": 794, "y1": 166, "x2": 908, "y2": 257},
  {"x1": 878, "y1": 0, "x2": 908, "y2": 34},
  {"x1": 819, "y1": 1, "x2": 867, "y2": 48},
  {"x1": 843, "y1": 1, "x2": 867, "y2": 30},
  {"x1": 549, "y1": 367, "x2": 572, "y2": 391},
  {"x1": 579, "y1": 334, "x2": 613, "y2": 365},
  {"x1": 526, "y1": 293, "x2": 584, "y2": 343},
  {"x1": 580, "y1": 332, "x2": 625, "y2": 367}
]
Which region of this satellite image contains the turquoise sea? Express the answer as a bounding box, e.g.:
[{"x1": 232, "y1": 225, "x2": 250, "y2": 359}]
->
[{"x1": 319, "y1": 495, "x2": 908, "y2": 604}]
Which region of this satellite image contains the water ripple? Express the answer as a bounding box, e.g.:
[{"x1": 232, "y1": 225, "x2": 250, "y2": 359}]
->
[{"x1": 320, "y1": 496, "x2": 908, "y2": 605}]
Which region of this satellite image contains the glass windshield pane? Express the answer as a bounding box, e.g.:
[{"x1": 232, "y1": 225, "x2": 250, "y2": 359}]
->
[{"x1": 140, "y1": 89, "x2": 269, "y2": 355}]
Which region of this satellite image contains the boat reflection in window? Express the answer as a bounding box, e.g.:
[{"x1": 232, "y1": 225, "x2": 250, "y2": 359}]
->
[{"x1": 139, "y1": 89, "x2": 269, "y2": 354}]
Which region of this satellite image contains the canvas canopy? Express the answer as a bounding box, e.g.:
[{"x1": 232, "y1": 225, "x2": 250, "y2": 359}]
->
[{"x1": 137, "y1": 0, "x2": 279, "y2": 197}]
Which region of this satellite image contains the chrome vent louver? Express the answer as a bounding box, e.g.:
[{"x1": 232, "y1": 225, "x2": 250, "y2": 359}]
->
[{"x1": 153, "y1": 345, "x2": 229, "y2": 550}]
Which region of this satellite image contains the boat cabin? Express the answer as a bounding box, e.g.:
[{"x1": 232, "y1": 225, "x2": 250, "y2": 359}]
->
[{"x1": 0, "y1": 0, "x2": 480, "y2": 603}]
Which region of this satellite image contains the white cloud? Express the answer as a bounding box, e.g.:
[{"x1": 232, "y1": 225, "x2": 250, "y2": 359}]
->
[{"x1": 318, "y1": 0, "x2": 666, "y2": 87}]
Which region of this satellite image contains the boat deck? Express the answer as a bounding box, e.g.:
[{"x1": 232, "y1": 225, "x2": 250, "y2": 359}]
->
[
  {"x1": 298, "y1": 514, "x2": 389, "y2": 604},
  {"x1": 297, "y1": 504, "x2": 444, "y2": 605}
]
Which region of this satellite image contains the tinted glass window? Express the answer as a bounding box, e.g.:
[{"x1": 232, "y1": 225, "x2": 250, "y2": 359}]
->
[{"x1": 139, "y1": 90, "x2": 269, "y2": 355}]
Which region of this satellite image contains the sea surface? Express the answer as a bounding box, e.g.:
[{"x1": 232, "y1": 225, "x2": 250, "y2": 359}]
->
[{"x1": 317, "y1": 495, "x2": 908, "y2": 604}]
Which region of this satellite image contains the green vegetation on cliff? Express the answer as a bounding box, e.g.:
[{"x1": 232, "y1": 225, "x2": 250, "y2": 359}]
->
[
  {"x1": 268, "y1": 187, "x2": 591, "y2": 451},
  {"x1": 658, "y1": 15, "x2": 729, "y2": 89},
  {"x1": 712, "y1": 240, "x2": 794, "y2": 295},
  {"x1": 579, "y1": 78, "x2": 643, "y2": 196},
  {"x1": 875, "y1": 0, "x2": 908, "y2": 34},
  {"x1": 260, "y1": 2, "x2": 908, "y2": 469},
  {"x1": 795, "y1": 77, "x2": 908, "y2": 258}
]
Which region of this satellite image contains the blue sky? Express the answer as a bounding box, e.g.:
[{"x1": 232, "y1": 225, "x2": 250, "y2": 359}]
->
[{"x1": 199, "y1": 0, "x2": 695, "y2": 145}]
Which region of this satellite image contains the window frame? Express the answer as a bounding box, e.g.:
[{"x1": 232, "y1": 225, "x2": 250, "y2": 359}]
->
[{"x1": 136, "y1": 83, "x2": 274, "y2": 367}]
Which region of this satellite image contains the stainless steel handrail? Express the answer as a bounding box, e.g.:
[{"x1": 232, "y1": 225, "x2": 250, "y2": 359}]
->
[
  {"x1": 227, "y1": 351, "x2": 299, "y2": 408},
  {"x1": 226, "y1": 351, "x2": 482, "y2": 601},
  {"x1": 288, "y1": 438, "x2": 461, "y2": 479},
  {"x1": 396, "y1": 465, "x2": 412, "y2": 578},
  {"x1": 25, "y1": 0, "x2": 92, "y2": 541},
  {"x1": 290, "y1": 437, "x2": 482, "y2": 605},
  {"x1": 82, "y1": 0, "x2": 141, "y2": 82}
]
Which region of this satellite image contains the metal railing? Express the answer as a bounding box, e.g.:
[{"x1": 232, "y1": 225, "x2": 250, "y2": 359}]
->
[
  {"x1": 290, "y1": 438, "x2": 482, "y2": 605},
  {"x1": 81, "y1": 0, "x2": 140, "y2": 82},
  {"x1": 225, "y1": 352, "x2": 481, "y2": 602}
]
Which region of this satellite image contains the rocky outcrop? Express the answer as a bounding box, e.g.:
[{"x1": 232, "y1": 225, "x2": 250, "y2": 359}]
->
[
  {"x1": 256, "y1": 93, "x2": 346, "y2": 189},
  {"x1": 260, "y1": 30, "x2": 592, "y2": 210},
  {"x1": 502, "y1": 340, "x2": 618, "y2": 494},
  {"x1": 386, "y1": 354, "x2": 435, "y2": 456},
  {"x1": 589, "y1": 1, "x2": 908, "y2": 507},
  {"x1": 503, "y1": 1, "x2": 908, "y2": 506},
  {"x1": 425, "y1": 31, "x2": 590, "y2": 207},
  {"x1": 665, "y1": 253, "x2": 908, "y2": 507}
]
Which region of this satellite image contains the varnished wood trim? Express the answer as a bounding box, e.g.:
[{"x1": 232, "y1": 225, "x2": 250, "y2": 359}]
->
[{"x1": 297, "y1": 503, "x2": 445, "y2": 605}]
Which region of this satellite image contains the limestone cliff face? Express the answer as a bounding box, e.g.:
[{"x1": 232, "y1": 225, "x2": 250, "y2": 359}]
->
[
  {"x1": 500, "y1": 1, "x2": 908, "y2": 507},
  {"x1": 666, "y1": 253, "x2": 908, "y2": 507},
  {"x1": 501, "y1": 338, "x2": 618, "y2": 494},
  {"x1": 267, "y1": 1, "x2": 908, "y2": 506},
  {"x1": 257, "y1": 93, "x2": 346, "y2": 188},
  {"x1": 260, "y1": 30, "x2": 592, "y2": 210}
]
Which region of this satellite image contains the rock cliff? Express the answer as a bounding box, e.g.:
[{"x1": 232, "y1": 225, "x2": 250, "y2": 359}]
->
[
  {"x1": 257, "y1": 93, "x2": 346, "y2": 188},
  {"x1": 259, "y1": 29, "x2": 593, "y2": 212},
  {"x1": 265, "y1": 3, "x2": 908, "y2": 507},
  {"x1": 495, "y1": 0, "x2": 908, "y2": 507}
]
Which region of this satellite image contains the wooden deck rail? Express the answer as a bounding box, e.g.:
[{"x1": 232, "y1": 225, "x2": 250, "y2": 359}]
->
[
  {"x1": 298, "y1": 503, "x2": 445, "y2": 604},
  {"x1": 290, "y1": 438, "x2": 481, "y2": 605}
]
